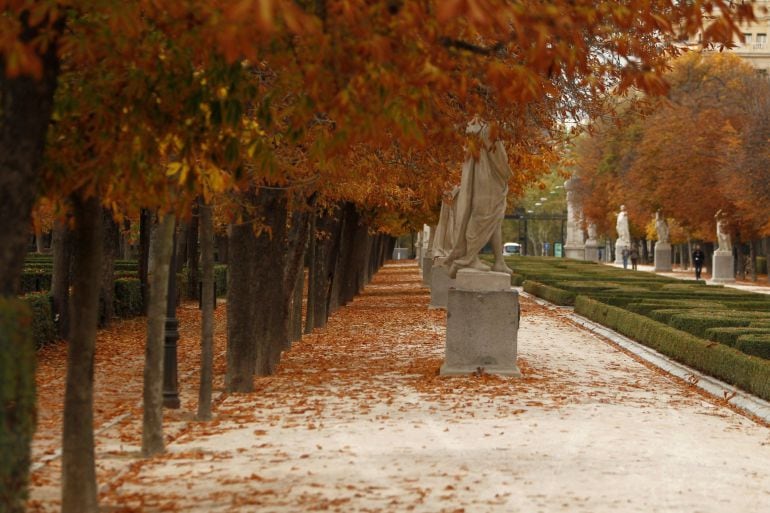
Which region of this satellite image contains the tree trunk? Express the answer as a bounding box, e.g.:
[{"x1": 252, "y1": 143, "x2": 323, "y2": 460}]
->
[
  {"x1": 0, "y1": 16, "x2": 61, "y2": 296},
  {"x1": 51, "y1": 218, "x2": 72, "y2": 340},
  {"x1": 197, "y1": 200, "x2": 214, "y2": 421},
  {"x1": 99, "y1": 209, "x2": 119, "y2": 327},
  {"x1": 186, "y1": 201, "x2": 200, "y2": 300},
  {"x1": 175, "y1": 221, "x2": 188, "y2": 274},
  {"x1": 226, "y1": 217, "x2": 258, "y2": 393},
  {"x1": 750, "y1": 239, "x2": 758, "y2": 283},
  {"x1": 312, "y1": 206, "x2": 344, "y2": 329},
  {"x1": 141, "y1": 213, "x2": 175, "y2": 457},
  {"x1": 640, "y1": 237, "x2": 649, "y2": 265},
  {"x1": 329, "y1": 203, "x2": 358, "y2": 311},
  {"x1": 304, "y1": 210, "x2": 317, "y2": 335},
  {"x1": 736, "y1": 237, "x2": 746, "y2": 281},
  {"x1": 61, "y1": 194, "x2": 102, "y2": 513},
  {"x1": 284, "y1": 194, "x2": 314, "y2": 345},
  {"x1": 291, "y1": 266, "x2": 304, "y2": 344},
  {"x1": 254, "y1": 189, "x2": 289, "y2": 374},
  {"x1": 139, "y1": 209, "x2": 152, "y2": 314},
  {"x1": 215, "y1": 234, "x2": 228, "y2": 264}
]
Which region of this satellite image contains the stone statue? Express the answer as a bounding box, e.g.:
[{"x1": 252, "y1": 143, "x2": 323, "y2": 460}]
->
[
  {"x1": 432, "y1": 186, "x2": 460, "y2": 259},
  {"x1": 655, "y1": 211, "x2": 669, "y2": 244},
  {"x1": 564, "y1": 178, "x2": 585, "y2": 248},
  {"x1": 616, "y1": 205, "x2": 631, "y2": 244},
  {"x1": 444, "y1": 119, "x2": 512, "y2": 278},
  {"x1": 587, "y1": 223, "x2": 598, "y2": 241},
  {"x1": 716, "y1": 210, "x2": 732, "y2": 253}
]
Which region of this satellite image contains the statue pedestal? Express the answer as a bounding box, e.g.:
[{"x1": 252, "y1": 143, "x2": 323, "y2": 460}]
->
[
  {"x1": 584, "y1": 241, "x2": 600, "y2": 262},
  {"x1": 421, "y1": 256, "x2": 433, "y2": 286},
  {"x1": 711, "y1": 251, "x2": 735, "y2": 283},
  {"x1": 429, "y1": 260, "x2": 454, "y2": 309},
  {"x1": 564, "y1": 244, "x2": 585, "y2": 260},
  {"x1": 654, "y1": 242, "x2": 673, "y2": 272},
  {"x1": 440, "y1": 270, "x2": 520, "y2": 377},
  {"x1": 614, "y1": 240, "x2": 629, "y2": 265}
]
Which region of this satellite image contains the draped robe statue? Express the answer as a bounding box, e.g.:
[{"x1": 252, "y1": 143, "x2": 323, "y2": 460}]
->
[
  {"x1": 432, "y1": 186, "x2": 460, "y2": 259},
  {"x1": 655, "y1": 211, "x2": 669, "y2": 244},
  {"x1": 444, "y1": 119, "x2": 513, "y2": 278}
]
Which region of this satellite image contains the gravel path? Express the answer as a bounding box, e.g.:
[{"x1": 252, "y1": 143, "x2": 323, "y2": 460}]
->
[{"x1": 29, "y1": 261, "x2": 770, "y2": 512}]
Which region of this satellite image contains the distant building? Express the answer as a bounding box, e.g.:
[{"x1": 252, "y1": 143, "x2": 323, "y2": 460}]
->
[{"x1": 687, "y1": 0, "x2": 770, "y2": 73}]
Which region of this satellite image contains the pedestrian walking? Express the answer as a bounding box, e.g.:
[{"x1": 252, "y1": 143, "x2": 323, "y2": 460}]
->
[
  {"x1": 692, "y1": 244, "x2": 705, "y2": 280},
  {"x1": 630, "y1": 245, "x2": 639, "y2": 271},
  {"x1": 621, "y1": 247, "x2": 629, "y2": 269}
]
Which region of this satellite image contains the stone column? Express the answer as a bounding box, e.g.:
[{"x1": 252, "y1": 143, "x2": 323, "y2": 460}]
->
[
  {"x1": 712, "y1": 251, "x2": 735, "y2": 283},
  {"x1": 563, "y1": 178, "x2": 585, "y2": 260},
  {"x1": 654, "y1": 242, "x2": 673, "y2": 272},
  {"x1": 421, "y1": 225, "x2": 434, "y2": 285},
  {"x1": 429, "y1": 258, "x2": 455, "y2": 309}
]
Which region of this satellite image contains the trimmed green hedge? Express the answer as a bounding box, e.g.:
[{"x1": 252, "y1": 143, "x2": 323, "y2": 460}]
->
[
  {"x1": 21, "y1": 293, "x2": 55, "y2": 349},
  {"x1": 736, "y1": 334, "x2": 770, "y2": 359},
  {"x1": 114, "y1": 278, "x2": 143, "y2": 318},
  {"x1": 757, "y1": 257, "x2": 767, "y2": 275},
  {"x1": 523, "y1": 280, "x2": 576, "y2": 306},
  {"x1": 575, "y1": 296, "x2": 770, "y2": 402},
  {"x1": 706, "y1": 327, "x2": 770, "y2": 347},
  {"x1": 0, "y1": 298, "x2": 36, "y2": 513},
  {"x1": 20, "y1": 271, "x2": 52, "y2": 294}
]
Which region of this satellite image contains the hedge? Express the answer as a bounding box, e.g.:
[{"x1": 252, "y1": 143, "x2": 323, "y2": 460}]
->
[
  {"x1": 757, "y1": 256, "x2": 767, "y2": 275},
  {"x1": 0, "y1": 298, "x2": 36, "y2": 513},
  {"x1": 736, "y1": 334, "x2": 770, "y2": 360},
  {"x1": 575, "y1": 296, "x2": 770, "y2": 402},
  {"x1": 20, "y1": 271, "x2": 52, "y2": 294},
  {"x1": 522, "y1": 280, "x2": 576, "y2": 306},
  {"x1": 705, "y1": 327, "x2": 770, "y2": 347},
  {"x1": 21, "y1": 293, "x2": 55, "y2": 349},
  {"x1": 114, "y1": 278, "x2": 143, "y2": 318}
]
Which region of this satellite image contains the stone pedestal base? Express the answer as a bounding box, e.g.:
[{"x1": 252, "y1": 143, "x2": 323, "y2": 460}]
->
[
  {"x1": 421, "y1": 257, "x2": 433, "y2": 286},
  {"x1": 712, "y1": 251, "x2": 735, "y2": 283},
  {"x1": 455, "y1": 268, "x2": 511, "y2": 291},
  {"x1": 564, "y1": 244, "x2": 585, "y2": 260},
  {"x1": 614, "y1": 240, "x2": 629, "y2": 265},
  {"x1": 584, "y1": 243, "x2": 600, "y2": 262},
  {"x1": 654, "y1": 242, "x2": 673, "y2": 272},
  {"x1": 440, "y1": 278, "x2": 520, "y2": 377},
  {"x1": 430, "y1": 264, "x2": 454, "y2": 309}
]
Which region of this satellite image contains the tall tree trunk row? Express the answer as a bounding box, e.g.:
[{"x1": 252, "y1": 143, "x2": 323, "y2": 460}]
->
[
  {"x1": 141, "y1": 213, "x2": 176, "y2": 457},
  {"x1": 61, "y1": 194, "x2": 102, "y2": 513}
]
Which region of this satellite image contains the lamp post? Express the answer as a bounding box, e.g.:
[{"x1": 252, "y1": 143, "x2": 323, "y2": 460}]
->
[{"x1": 163, "y1": 228, "x2": 180, "y2": 409}]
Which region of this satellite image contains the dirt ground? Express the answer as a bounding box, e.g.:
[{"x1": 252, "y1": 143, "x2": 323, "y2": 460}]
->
[{"x1": 28, "y1": 262, "x2": 770, "y2": 512}]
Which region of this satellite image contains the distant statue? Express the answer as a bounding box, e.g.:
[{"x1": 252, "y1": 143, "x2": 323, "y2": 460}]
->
[
  {"x1": 444, "y1": 119, "x2": 512, "y2": 278},
  {"x1": 655, "y1": 211, "x2": 669, "y2": 244},
  {"x1": 433, "y1": 186, "x2": 460, "y2": 259},
  {"x1": 715, "y1": 210, "x2": 732, "y2": 253},
  {"x1": 587, "y1": 223, "x2": 598, "y2": 242},
  {"x1": 616, "y1": 205, "x2": 631, "y2": 244}
]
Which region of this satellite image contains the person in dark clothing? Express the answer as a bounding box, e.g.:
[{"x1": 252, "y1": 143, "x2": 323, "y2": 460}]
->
[
  {"x1": 630, "y1": 245, "x2": 639, "y2": 271},
  {"x1": 692, "y1": 244, "x2": 705, "y2": 280}
]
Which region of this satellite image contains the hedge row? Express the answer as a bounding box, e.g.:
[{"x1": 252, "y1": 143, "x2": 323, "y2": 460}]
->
[
  {"x1": 20, "y1": 259, "x2": 140, "y2": 294},
  {"x1": 0, "y1": 298, "x2": 36, "y2": 512},
  {"x1": 575, "y1": 296, "x2": 770, "y2": 403},
  {"x1": 522, "y1": 280, "x2": 576, "y2": 306},
  {"x1": 23, "y1": 278, "x2": 144, "y2": 348}
]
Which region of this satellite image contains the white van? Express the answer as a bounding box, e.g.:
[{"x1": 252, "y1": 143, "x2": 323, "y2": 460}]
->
[{"x1": 503, "y1": 242, "x2": 521, "y2": 256}]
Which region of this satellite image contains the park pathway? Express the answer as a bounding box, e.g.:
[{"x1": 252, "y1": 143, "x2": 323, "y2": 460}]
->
[{"x1": 29, "y1": 261, "x2": 770, "y2": 512}]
